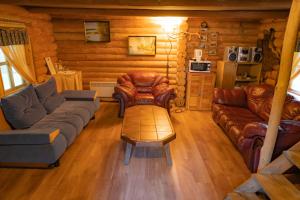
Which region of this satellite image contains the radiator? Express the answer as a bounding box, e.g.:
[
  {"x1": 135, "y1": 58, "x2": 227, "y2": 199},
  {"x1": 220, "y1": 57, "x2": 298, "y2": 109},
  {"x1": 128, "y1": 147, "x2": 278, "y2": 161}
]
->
[{"x1": 89, "y1": 81, "x2": 117, "y2": 98}]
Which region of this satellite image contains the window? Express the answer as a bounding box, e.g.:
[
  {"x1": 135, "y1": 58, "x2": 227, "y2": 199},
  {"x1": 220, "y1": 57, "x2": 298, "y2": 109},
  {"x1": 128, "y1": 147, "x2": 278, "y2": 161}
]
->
[
  {"x1": 289, "y1": 52, "x2": 300, "y2": 95},
  {"x1": 0, "y1": 48, "x2": 26, "y2": 92}
]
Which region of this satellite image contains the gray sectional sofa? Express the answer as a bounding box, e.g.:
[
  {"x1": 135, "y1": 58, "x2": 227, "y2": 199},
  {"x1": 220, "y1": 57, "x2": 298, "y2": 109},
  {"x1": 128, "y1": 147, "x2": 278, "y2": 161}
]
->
[{"x1": 0, "y1": 77, "x2": 99, "y2": 168}]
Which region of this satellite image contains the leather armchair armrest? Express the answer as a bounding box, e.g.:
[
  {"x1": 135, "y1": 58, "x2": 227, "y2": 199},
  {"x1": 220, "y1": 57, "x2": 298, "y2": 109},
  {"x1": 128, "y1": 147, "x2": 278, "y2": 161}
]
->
[
  {"x1": 0, "y1": 128, "x2": 60, "y2": 145},
  {"x1": 153, "y1": 84, "x2": 176, "y2": 107},
  {"x1": 113, "y1": 84, "x2": 136, "y2": 117},
  {"x1": 113, "y1": 85, "x2": 136, "y2": 103},
  {"x1": 213, "y1": 88, "x2": 247, "y2": 107}
]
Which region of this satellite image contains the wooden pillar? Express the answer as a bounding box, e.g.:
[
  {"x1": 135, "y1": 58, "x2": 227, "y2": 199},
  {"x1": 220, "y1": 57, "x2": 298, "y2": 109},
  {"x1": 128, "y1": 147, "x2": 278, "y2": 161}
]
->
[{"x1": 258, "y1": 0, "x2": 300, "y2": 169}]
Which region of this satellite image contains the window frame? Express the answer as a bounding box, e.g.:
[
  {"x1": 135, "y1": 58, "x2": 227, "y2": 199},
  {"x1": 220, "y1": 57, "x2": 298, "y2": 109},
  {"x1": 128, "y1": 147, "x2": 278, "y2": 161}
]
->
[
  {"x1": 288, "y1": 52, "x2": 300, "y2": 97},
  {"x1": 0, "y1": 50, "x2": 27, "y2": 95}
]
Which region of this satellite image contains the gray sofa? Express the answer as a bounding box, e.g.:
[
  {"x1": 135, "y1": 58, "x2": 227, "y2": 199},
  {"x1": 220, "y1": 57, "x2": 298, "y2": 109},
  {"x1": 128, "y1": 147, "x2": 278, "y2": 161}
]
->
[{"x1": 0, "y1": 77, "x2": 99, "y2": 168}]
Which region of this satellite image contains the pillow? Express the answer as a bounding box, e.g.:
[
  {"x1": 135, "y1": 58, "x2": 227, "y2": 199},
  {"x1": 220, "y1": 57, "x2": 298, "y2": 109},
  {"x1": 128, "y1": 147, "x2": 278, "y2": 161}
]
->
[
  {"x1": 34, "y1": 77, "x2": 65, "y2": 114},
  {"x1": 1, "y1": 85, "x2": 47, "y2": 129}
]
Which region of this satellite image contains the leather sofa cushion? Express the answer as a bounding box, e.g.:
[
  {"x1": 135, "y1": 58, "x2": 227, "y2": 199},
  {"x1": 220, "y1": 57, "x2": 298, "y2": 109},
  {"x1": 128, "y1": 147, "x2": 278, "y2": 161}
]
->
[
  {"x1": 1, "y1": 85, "x2": 47, "y2": 129},
  {"x1": 136, "y1": 86, "x2": 153, "y2": 93},
  {"x1": 135, "y1": 93, "x2": 154, "y2": 104},
  {"x1": 129, "y1": 72, "x2": 157, "y2": 87},
  {"x1": 244, "y1": 84, "x2": 274, "y2": 115},
  {"x1": 35, "y1": 77, "x2": 65, "y2": 114},
  {"x1": 213, "y1": 88, "x2": 247, "y2": 107},
  {"x1": 213, "y1": 104, "x2": 263, "y2": 144}
]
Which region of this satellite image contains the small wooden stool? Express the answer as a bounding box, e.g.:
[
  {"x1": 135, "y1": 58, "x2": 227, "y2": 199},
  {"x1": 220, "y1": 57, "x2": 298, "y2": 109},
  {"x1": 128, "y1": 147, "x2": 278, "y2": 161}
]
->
[{"x1": 121, "y1": 105, "x2": 176, "y2": 166}]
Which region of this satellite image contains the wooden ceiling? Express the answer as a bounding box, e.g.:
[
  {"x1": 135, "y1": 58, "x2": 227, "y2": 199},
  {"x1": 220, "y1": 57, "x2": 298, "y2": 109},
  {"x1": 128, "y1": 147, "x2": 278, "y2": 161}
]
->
[{"x1": 1, "y1": 0, "x2": 292, "y2": 11}]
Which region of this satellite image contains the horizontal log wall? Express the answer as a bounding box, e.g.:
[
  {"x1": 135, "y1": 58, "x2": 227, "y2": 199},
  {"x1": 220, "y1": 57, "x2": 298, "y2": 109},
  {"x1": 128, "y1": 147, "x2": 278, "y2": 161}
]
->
[
  {"x1": 52, "y1": 17, "x2": 180, "y2": 90},
  {"x1": 186, "y1": 18, "x2": 260, "y2": 71},
  {"x1": 0, "y1": 5, "x2": 57, "y2": 83}
]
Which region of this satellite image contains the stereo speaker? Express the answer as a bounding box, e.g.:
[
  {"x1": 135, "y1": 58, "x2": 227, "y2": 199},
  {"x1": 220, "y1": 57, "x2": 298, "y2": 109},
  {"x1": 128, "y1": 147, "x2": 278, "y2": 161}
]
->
[{"x1": 224, "y1": 46, "x2": 238, "y2": 62}]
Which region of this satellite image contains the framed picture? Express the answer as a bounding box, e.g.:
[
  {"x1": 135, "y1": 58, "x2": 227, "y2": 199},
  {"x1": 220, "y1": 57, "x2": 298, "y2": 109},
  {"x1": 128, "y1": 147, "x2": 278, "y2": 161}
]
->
[
  {"x1": 210, "y1": 32, "x2": 218, "y2": 41},
  {"x1": 128, "y1": 36, "x2": 156, "y2": 56},
  {"x1": 208, "y1": 49, "x2": 217, "y2": 56},
  {"x1": 209, "y1": 41, "x2": 218, "y2": 48},
  {"x1": 84, "y1": 21, "x2": 110, "y2": 42}
]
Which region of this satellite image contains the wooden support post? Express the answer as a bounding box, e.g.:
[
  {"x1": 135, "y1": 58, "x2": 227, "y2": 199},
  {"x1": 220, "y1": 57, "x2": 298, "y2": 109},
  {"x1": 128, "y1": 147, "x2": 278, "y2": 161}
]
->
[{"x1": 258, "y1": 0, "x2": 300, "y2": 170}]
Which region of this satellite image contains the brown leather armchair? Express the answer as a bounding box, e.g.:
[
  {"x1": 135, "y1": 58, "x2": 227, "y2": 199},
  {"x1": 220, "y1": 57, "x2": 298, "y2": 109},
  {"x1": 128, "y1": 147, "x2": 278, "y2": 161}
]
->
[
  {"x1": 212, "y1": 84, "x2": 300, "y2": 172},
  {"x1": 113, "y1": 72, "x2": 176, "y2": 117}
]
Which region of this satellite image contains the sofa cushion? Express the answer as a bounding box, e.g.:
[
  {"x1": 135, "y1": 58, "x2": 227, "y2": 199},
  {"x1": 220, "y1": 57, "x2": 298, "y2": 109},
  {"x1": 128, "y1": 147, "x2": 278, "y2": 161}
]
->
[
  {"x1": 244, "y1": 84, "x2": 274, "y2": 115},
  {"x1": 135, "y1": 93, "x2": 154, "y2": 104},
  {"x1": 32, "y1": 119, "x2": 78, "y2": 146},
  {"x1": 35, "y1": 77, "x2": 65, "y2": 114},
  {"x1": 1, "y1": 85, "x2": 47, "y2": 129}
]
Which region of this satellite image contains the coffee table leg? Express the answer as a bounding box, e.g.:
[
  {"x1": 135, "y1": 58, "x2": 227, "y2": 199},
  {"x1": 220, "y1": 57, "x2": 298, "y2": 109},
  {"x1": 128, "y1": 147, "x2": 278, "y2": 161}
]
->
[
  {"x1": 124, "y1": 142, "x2": 133, "y2": 165},
  {"x1": 164, "y1": 143, "x2": 172, "y2": 166}
]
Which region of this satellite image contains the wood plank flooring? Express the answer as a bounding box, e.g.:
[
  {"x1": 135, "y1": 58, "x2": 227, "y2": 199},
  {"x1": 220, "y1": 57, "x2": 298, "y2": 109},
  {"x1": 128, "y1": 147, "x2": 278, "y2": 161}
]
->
[{"x1": 0, "y1": 103, "x2": 250, "y2": 200}]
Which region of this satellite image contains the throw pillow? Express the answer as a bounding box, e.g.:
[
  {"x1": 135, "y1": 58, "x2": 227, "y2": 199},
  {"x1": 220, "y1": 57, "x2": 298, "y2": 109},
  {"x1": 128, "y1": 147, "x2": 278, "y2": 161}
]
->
[
  {"x1": 34, "y1": 77, "x2": 65, "y2": 113},
  {"x1": 1, "y1": 85, "x2": 47, "y2": 129}
]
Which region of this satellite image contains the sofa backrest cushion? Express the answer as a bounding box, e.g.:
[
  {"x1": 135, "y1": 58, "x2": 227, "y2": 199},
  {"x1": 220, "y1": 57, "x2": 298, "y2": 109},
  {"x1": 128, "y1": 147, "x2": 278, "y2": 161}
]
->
[
  {"x1": 34, "y1": 77, "x2": 65, "y2": 114},
  {"x1": 244, "y1": 84, "x2": 274, "y2": 116},
  {"x1": 1, "y1": 85, "x2": 47, "y2": 129},
  {"x1": 282, "y1": 100, "x2": 300, "y2": 120},
  {"x1": 128, "y1": 72, "x2": 158, "y2": 87},
  {"x1": 213, "y1": 88, "x2": 247, "y2": 107}
]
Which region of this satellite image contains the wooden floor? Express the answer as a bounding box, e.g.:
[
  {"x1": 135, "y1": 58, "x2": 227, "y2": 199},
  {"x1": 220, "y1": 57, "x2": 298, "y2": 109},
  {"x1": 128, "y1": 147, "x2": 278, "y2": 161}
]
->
[{"x1": 0, "y1": 103, "x2": 250, "y2": 200}]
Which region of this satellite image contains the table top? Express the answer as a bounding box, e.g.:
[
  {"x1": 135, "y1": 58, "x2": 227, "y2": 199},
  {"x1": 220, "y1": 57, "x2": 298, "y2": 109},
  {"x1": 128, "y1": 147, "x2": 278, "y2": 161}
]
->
[{"x1": 121, "y1": 105, "x2": 175, "y2": 146}]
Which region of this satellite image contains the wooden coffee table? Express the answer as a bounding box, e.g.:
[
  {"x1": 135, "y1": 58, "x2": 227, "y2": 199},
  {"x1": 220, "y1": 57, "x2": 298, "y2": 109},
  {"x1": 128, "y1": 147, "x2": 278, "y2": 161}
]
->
[{"x1": 121, "y1": 105, "x2": 176, "y2": 166}]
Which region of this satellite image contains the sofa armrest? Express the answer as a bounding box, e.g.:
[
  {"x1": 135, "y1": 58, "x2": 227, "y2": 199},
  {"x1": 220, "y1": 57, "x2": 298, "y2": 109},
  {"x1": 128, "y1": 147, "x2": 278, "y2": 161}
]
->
[
  {"x1": 238, "y1": 120, "x2": 300, "y2": 172},
  {"x1": 61, "y1": 90, "x2": 96, "y2": 101},
  {"x1": 213, "y1": 88, "x2": 247, "y2": 107},
  {"x1": 153, "y1": 84, "x2": 176, "y2": 107},
  {"x1": 0, "y1": 128, "x2": 60, "y2": 145}
]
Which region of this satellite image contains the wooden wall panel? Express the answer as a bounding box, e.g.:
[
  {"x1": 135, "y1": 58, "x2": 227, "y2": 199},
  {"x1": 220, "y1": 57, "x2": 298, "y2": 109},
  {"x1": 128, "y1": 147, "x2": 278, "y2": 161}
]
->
[
  {"x1": 186, "y1": 18, "x2": 260, "y2": 71},
  {"x1": 52, "y1": 17, "x2": 180, "y2": 90},
  {"x1": 0, "y1": 5, "x2": 57, "y2": 83}
]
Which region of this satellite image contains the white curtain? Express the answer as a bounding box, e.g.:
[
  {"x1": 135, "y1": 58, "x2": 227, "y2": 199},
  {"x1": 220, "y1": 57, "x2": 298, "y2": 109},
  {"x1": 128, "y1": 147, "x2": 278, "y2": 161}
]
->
[{"x1": 1, "y1": 45, "x2": 36, "y2": 83}]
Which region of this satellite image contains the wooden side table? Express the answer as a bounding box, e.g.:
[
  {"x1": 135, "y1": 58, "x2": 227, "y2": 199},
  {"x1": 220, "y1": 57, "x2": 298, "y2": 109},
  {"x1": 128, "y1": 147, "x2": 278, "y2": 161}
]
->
[{"x1": 121, "y1": 105, "x2": 176, "y2": 166}]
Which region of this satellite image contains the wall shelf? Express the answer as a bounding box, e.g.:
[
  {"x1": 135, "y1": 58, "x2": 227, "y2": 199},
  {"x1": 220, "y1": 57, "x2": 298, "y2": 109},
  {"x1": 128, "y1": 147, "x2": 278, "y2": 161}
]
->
[{"x1": 216, "y1": 61, "x2": 262, "y2": 88}]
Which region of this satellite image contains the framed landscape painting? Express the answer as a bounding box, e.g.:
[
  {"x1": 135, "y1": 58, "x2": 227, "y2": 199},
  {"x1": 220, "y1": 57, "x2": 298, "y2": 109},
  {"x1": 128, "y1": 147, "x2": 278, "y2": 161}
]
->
[
  {"x1": 84, "y1": 21, "x2": 110, "y2": 42},
  {"x1": 128, "y1": 36, "x2": 156, "y2": 56}
]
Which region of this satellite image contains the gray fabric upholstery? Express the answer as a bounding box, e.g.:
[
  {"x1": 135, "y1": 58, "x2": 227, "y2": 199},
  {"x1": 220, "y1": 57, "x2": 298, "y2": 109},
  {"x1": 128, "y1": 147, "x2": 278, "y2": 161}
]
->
[
  {"x1": 1, "y1": 85, "x2": 47, "y2": 129},
  {"x1": 32, "y1": 119, "x2": 78, "y2": 147},
  {"x1": 58, "y1": 100, "x2": 98, "y2": 119},
  {"x1": 0, "y1": 134, "x2": 67, "y2": 164},
  {"x1": 61, "y1": 90, "x2": 96, "y2": 101},
  {"x1": 0, "y1": 128, "x2": 58, "y2": 145},
  {"x1": 35, "y1": 77, "x2": 65, "y2": 114}
]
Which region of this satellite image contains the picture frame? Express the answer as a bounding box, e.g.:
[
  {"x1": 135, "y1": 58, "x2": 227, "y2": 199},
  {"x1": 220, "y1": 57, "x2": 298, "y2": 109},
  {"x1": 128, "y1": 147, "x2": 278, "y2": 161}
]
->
[
  {"x1": 209, "y1": 41, "x2": 218, "y2": 48},
  {"x1": 84, "y1": 21, "x2": 110, "y2": 42},
  {"x1": 128, "y1": 36, "x2": 156, "y2": 56},
  {"x1": 210, "y1": 32, "x2": 218, "y2": 41},
  {"x1": 208, "y1": 49, "x2": 217, "y2": 56}
]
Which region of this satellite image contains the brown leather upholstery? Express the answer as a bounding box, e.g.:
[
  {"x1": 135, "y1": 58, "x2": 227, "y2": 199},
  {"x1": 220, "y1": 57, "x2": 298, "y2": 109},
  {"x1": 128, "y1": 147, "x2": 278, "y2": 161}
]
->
[
  {"x1": 113, "y1": 71, "x2": 176, "y2": 117},
  {"x1": 213, "y1": 84, "x2": 300, "y2": 172}
]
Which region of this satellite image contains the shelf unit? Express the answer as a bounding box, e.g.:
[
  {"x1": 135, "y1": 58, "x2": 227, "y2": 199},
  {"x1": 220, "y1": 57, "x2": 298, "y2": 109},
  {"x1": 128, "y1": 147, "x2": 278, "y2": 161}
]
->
[
  {"x1": 216, "y1": 61, "x2": 262, "y2": 89},
  {"x1": 186, "y1": 72, "x2": 216, "y2": 111}
]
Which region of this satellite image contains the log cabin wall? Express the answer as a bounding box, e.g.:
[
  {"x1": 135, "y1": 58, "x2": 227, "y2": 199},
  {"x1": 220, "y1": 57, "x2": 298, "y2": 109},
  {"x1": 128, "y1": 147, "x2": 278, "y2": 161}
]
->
[
  {"x1": 0, "y1": 5, "x2": 57, "y2": 83},
  {"x1": 51, "y1": 16, "x2": 186, "y2": 104},
  {"x1": 186, "y1": 18, "x2": 260, "y2": 71}
]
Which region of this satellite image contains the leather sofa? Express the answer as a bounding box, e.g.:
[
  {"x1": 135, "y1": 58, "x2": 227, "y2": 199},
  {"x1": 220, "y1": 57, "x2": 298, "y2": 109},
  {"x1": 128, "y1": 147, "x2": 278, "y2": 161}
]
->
[
  {"x1": 0, "y1": 77, "x2": 99, "y2": 168},
  {"x1": 212, "y1": 84, "x2": 300, "y2": 172},
  {"x1": 113, "y1": 72, "x2": 176, "y2": 117}
]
